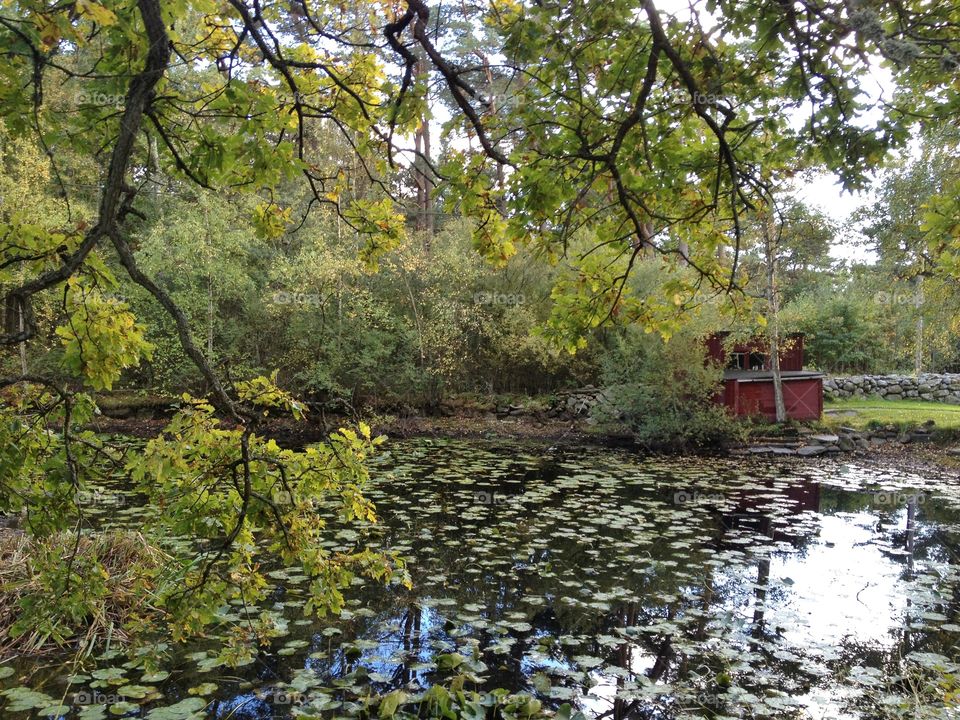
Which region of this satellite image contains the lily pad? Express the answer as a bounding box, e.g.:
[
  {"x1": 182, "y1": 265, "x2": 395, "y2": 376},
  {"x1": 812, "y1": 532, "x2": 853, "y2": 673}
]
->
[
  {"x1": 109, "y1": 700, "x2": 140, "y2": 715},
  {"x1": 145, "y1": 697, "x2": 207, "y2": 720},
  {"x1": 1, "y1": 686, "x2": 55, "y2": 711},
  {"x1": 187, "y1": 683, "x2": 218, "y2": 696}
]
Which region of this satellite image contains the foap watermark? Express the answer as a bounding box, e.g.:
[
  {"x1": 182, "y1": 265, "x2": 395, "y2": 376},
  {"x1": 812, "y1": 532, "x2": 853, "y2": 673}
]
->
[
  {"x1": 690, "y1": 691, "x2": 726, "y2": 708},
  {"x1": 673, "y1": 490, "x2": 725, "y2": 505},
  {"x1": 873, "y1": 491, "x2": 926, "y2": 506},
  {"x1": 75, "y1": 489, "x2": 126, "y2": 507},
  {"x1": 473, "y1": 291, "x2": 525, "y2": 306},
  {"x1": 684, "y1": 291, "x2": 732, "y2": 307},
  {"x1": 874, "y1": 290, "x2": 924, "y2": 307},
  {"x1": 272, "y1": 488, "x2": 293, "y2": 505},
  {"x1": 278, "y1": 90, "x2": 313, "y2": 105},
  {"x1": 271, "y1": 290, "x2": 321, "y2": 307},
  {"x1": 270, "y1": 689, "x2": 305, "y2": 706},
  {"x1": 472, "y1": 490, "x2": 519, "y2": 507},
  {"x1": 74, "y1": 691, "x2": 126, "y2": 705},
  {"x1": 271, "y1": 488, "x2": 327, "y2": 509},
  {"x1": 77, "y1": 91, "x2": 125, "y2": 108},
  {"x1": 692, "y1": 91, "x2": 723, "y2": 106}
]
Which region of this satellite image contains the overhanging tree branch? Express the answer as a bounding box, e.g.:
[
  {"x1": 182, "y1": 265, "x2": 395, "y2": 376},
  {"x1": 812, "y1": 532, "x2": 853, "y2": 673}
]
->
[{"x1": 1, "y1": 0, "x2": 171, "y2": 347}]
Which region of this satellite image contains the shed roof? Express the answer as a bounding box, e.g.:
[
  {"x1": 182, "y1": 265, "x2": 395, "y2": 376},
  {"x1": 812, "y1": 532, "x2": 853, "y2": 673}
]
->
[{"x1": 723, "y1": 370, "x2": 824, "y2": 382}]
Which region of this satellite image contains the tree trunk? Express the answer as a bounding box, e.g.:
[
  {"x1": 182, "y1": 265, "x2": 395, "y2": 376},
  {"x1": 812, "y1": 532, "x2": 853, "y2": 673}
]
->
[
  {"x1": 414, "y1": 120, "x2": 424, "y2": 230},
  {"x1": 207, "y1": 276, "x2": 214, "y2": 359},
  {"x1": 914, "y1": 314, "x2": 923, "y2": 376},
  {"x1": 146, "y1": 133, "x2": 160, "y2": 196},
  {"x1": 204, "y1": 205, "x2": 215, "y2": 360},
  {"x1": 18, "y1": 300, "x2": 27, "y2": 375},
  {"x1": 477, "y1": 51, "x2": 507, "y2": 214},
  {"x1": 422, "y1": 114, "x2": 433, "y2": 236},
  {"x1": 413, "y1": 57, "x2": 433, "y2": 242},
  {"x1": 413, "y1": 115, "x2": 432, "y2": 238},
  {"x1": 914, "y1": 277, "x2": 923, "y2": 376},
  {"x1": 764, "y1": 209, "x2": 786, "y2": 423}
]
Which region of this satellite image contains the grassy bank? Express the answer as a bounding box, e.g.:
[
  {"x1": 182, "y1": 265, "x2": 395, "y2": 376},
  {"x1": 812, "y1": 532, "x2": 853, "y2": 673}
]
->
[{"x1": 823, "y1": 398, "x2": 960, "y2": 432}]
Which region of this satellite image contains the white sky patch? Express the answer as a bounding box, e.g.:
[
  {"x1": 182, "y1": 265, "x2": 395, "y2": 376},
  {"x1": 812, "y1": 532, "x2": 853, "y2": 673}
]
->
[
  {"x1": 790, "y1": 176, "x2": 878, "y2": 264},
  {"x1": 787, "y1": 59, "x2": 897, "y2": 265}
]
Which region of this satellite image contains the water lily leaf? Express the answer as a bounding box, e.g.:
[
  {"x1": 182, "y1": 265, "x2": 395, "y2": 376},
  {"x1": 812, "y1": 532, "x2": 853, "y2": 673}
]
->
[
  {"x1": 145, "y1": 697, "x2": 207, "y2": 720},
  {"x1": 531, "y1": 673, "x2": 551, "y2": 694},
  {"x1": 408, "y1": 662, "x2": 436, "y2": 672},
  {"x1": 507, "y1": 622, "x2": 533, "y2": 633},
  {"x1": 109, "y1": 701, "x2": 140, "y2": 715},
  {"x1": 435, "y1": 653, "x2": 466, "y2": 671},
  {"x1": 91, "y1": 668, "x2": 126, "y2": 682},
  {"x1": 378, "y1": 690, "x2": 407, "y2": 719},
  {"x1": 141, "y1": 671, "x2": 170, "y2": 683},
  {"x1": 77, "y1": 705, "x2": 109, "y2": 720},
  {"x1": 188, "y1": 683, "x2": 218, "y2": 696},
  {"x1": 1, "y1": 686, "x2": 55, "y2": 711},
  {"x1": 37, "y1": 703, "x2": 72, "y2": 717}
]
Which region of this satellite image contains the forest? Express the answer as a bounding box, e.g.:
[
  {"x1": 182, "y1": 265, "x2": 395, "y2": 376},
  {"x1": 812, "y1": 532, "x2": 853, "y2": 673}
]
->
[{"x1": 1, "y1": 0, "x2": 960, "y2": 719}]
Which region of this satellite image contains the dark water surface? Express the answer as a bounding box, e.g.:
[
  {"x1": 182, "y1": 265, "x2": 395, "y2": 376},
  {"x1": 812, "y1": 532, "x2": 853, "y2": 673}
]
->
[{"x1": 2, "y1": 439, "x2": 959, "y2": 719}]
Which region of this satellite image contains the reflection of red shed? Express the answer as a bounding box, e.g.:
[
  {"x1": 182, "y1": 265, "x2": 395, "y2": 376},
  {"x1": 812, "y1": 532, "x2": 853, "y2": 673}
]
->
[{"x1": 707, "y1": 332, "x2": 823, "y2": 421}]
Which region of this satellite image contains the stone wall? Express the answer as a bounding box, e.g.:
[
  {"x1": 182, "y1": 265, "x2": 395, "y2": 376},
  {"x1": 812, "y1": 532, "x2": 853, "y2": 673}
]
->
[
  {"x1": 824, "y1": 374, "x2": 960, "y2": 404},
  {"x1": 545, "y1": 386, "x2": 608, "y2": 418}
]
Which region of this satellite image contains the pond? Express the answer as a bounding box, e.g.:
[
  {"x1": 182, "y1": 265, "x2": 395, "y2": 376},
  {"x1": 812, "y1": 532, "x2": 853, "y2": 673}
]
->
[{"x1": 2, "y1": 438, "x2": 959, "y2": 720}]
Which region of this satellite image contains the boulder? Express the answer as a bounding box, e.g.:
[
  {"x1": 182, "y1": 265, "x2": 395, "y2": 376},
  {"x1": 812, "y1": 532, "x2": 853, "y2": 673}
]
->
[
  {"x1": 769, "y1": 447, "x2": 797, "y2": 455},
  {"x1": 748, "y1": 445, "x2": 796, "y2": 455}
]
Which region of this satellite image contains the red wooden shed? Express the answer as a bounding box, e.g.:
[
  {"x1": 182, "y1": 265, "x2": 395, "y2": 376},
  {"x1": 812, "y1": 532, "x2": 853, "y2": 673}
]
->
[{"x1": 706, "y1": 332, "x2": 823, "y2": 421}]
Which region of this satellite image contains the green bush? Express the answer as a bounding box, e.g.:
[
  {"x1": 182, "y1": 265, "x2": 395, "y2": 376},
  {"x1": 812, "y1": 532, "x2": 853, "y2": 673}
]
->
[{"x1": 596, "y1": 329, "x2": 738, "y2": 449}]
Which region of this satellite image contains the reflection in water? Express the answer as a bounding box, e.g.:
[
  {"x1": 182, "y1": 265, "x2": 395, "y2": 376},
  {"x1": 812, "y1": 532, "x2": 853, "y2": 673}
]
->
[{"x1": 2, "y1": 440, "x2": 959, "y2": 720}]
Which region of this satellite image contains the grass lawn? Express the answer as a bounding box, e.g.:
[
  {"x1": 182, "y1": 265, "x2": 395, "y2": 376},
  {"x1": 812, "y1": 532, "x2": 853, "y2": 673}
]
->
[{"x1": 823, "y1": 397, "x2": 960, "y2": 431}]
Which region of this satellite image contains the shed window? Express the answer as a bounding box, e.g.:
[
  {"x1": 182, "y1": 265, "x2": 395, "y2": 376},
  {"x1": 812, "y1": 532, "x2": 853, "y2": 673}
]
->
[{"x1": 728, "y1": 351, "x2": 767, "y2": 371}]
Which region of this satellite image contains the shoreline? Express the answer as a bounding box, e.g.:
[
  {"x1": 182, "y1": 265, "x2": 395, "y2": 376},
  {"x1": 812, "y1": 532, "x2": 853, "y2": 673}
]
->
[{"x1": 86, "y1": 412, "x2": 960, "y2": 475}]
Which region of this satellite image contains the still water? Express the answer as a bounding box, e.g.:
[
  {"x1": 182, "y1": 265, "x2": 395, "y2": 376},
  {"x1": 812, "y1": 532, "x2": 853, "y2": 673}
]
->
[{"x1": 2, "y1": 439, "x2": 959, "y2": 719}]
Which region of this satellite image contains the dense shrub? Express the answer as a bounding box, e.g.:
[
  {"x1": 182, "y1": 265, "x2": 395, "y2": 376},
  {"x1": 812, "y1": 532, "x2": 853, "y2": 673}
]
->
[{"x1": 596, "y1": 329, "x2": 738, "y2": 449}]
